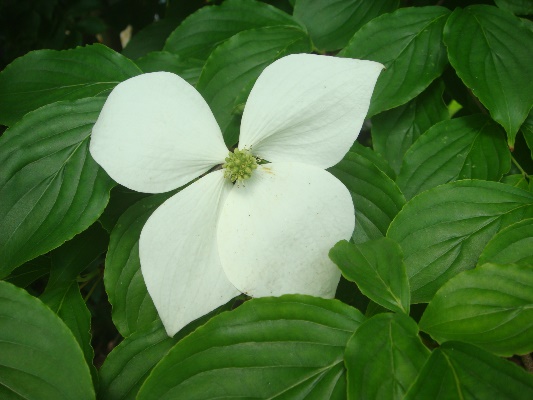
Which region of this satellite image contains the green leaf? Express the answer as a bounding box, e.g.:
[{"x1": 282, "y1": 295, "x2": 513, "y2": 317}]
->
[
  {"x1": 443, "y1": 5, "x2": 533, "y2": 148},
  {"x1": 137, "y1": 295, "x2": 365, "y2": 400},
  {"x1": 105, "y1": 192, "x2": 175, "y2": 337},
  {"x1": 38, "y1": 223, "x2": 108, "y2": 386},
  {"x1": 99, "y1": 185, "x2": 150, "y2": 232},
  {"x1": 122, "y1": 18, "x2": 181, "y2": 60},
  {"x1": 0, "y1": 98, "x2": 114, "y2": 278},
  {"x1": 99, "y1": 323, "x2": 178, "y2": 400},
  {"x1": 196, "y1": 25, "x2": 311, "y2": 146},
  {"x1": 521, "y1": 110, "x2": 533, "y2": 159},
  {"x1": 501, "y1": 174, "x2": 530, "y2": 191},
  {"x1": 0, "y1": 281, "x2": 95, "y2": 400},
  {"x1": 164, "y1": 0, "x2": 298, "y2": 60},
  {"x1": 135, "y1": 51, "x2": 204, "y2": 86},
  {"x1": 420, "y1": 263, "x2": 533, "y2": 356},
  {"x1": 0, "y1": 44, "x2": 141, "y2": 126},
  {"x1": 329, "y1": 238, "x2": 410, "y2": 314},
  {"x1": 519, "y1": 15, "x2": 533, "y2": 33},
  {"x1": 396, "y1": 115, "x2": 511, "y2": 200},
  {"x1": 441, "y1": 65, "x2": 479, "y2": 115},
  {"x1": 345, "y1": 313, "x2": 430, "y2": 400},
  {"x1": 387, "y1": 180, "x2": 533, "y2": 303},
  {"x1": 350, "y1": 142, "x2": 396, "y2": 180},
  {"x1": 372, "y1": 80, "x2": 449, "y2": 175},
  {"x1": 335, "y1": 276, "x2": 371, "y2": 313},
  {"x1": 46, "y1": 222, "x2": 108, "y2": 289},
  {"x1": 329, "y1": 150, "x2": 406, "y2": 244},
  {"x1": 478, "y1": 218, "x2": 533, "y2": 267},
  {"x1": 365, "y1": 300, "x2": 389, "y2": 318},
  {"x1": 340, "y1": 6, "x2": 450, "y2": 117},
  {"x1": 40, "y1": 283, "x2": 97, "y2": 386},
  {"x1": 494, "y1": 0, "x2": 533, "y2": 15},
  {"x1": 293, "y1": 0, "x2": 398, "y2": 51},
  {"x1": 5, "y1": 255, "x2": 51, "y2": 288},
  {"x1": 99, "y1": 300, "x2": 236, "y2": 399},
  {"x1": 405, "y1": 342, "x2": 533, "y2": 400}
]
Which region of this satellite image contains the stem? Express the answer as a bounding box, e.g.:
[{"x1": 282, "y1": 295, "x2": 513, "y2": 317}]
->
[
  {"x1": 77, "y1": 268, "x2": 100, "y2": 283},
  {"x1": 511, "y1": 155, "x2": 530, "y2": 180},
  {"x1": 84, "y1": 277, "x2": 101, "y2": 302}
]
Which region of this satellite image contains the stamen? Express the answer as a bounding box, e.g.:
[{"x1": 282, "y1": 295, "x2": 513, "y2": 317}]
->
[{"x1": 223, "y1": 148, "x2": 259, "y2": 183}]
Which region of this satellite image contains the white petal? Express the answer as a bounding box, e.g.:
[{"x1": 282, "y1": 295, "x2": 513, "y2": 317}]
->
[
  {"x1": 218, "y1": 162, "x2": 354, "y2": 298},
  {"x1": 90, "y1": 72, "x2": 228, "y2": 193},
  {"x1": 238, "y1": 54, "x2": 383, "y2": 169},
  {"x1": 139, "y1": 170, "x2": 240, "y2": 336}
]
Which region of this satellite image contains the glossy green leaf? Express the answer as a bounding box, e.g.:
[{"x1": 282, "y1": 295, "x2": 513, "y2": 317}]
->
[
  {"x1": 341, "y1": 6, "x2": 450, "y2": 117},
  {"x1": 350, "y1": 142, "x2": 396, "y2": 180},
  {"x1": 135, "y1": 51, "x2": 203, "y2": 86},
  {"x1": 372, "y1": 80, "x2": 449, "y2": 175},
  {"x1": 329, "y1": 151, "x2": 406, "y2": 244},
  {"x1": 478, "y1": 218, "x2": 533, "y2": 267},
  {"x1": 494, "y1": 0, "x2": 533, "y2": 15},
  {"x1": 420, "y1": 263, "x2": 533, "y2": 356},
  {"x1": 105, "y1": 192, "x2": 175, "y2": 337},
  {"x1": 405, "y1": 342, "x2": 533, "y2": 399},
  {"x1": 122, "y1": 18, "x2": 181, "y2": 60},
  {"x1": 0, "y1": 98, "x2": 114, "y2": 278},
  {"x1": 99, "y1": 186, "x2": 150, "y2": 232},
  {"x1": 164, "y1": 0, "x2": 298, "y2": 60},
  {"x1": 387, "y1": 180, "x2": 533, "y2": 303},
  {"x1": 0, "y1": 281, "x2": 94, "y2": 400},
  {"x1": 365, "y1": 300, "x2": 389, "y2": 318},
  {"x1": 441, "y1": 65, "x2": 480, "y2": 115},
  {"x1": 345, "y1": 313, "x2": 430, "y2": 400},
  {"x1": 444, "y1": 5, "x2": 533, "y2": 148},
  {"x1": 397, "y1": 115, "x2": 511, "y2": 200},
  {"x1": 519, "y1": 15, "x2": 533, "y2": 33},
  {"x1": 5, "y1": 255, "x2": 51, "y2": 288},
  {"x1": 137, "y1": 295, "x2": 365, "y2": 400},
  {"x1": 99, "y1": 299, "x2": 236, "y2": 399},
  {"x1": 521, "y1": 110, "x2": 533, "y2": 159},
  {"x1": 40, "y1": 283, "x2": 97, "y2": 385},
  {"x1": 293, "y1": 0, "x2": 398, "y2": 51},
  {"x1": 99, "y1": 323, "x2": 177, "y2": 400},
  {"x1": 0, "y1": 44, "x2": 141, "y2": 126},
  {"x1": 330, "y1": 238, "x2": 410, "y2": 314},
  {"x1": 46, "y1": 222, "x2": 108, "y2": 289},
  {"x1": 335, "y1": 276, "x2": 371, "y2": 314},
  {"x1": 196, "y1": 25, "x2": 311, "y2": 146},
  {"x1": 38, "y1": 223, "x2": 108, "y2": 385},
  {"x1": 501, "y1": 174, "x2": 530, "y2": 191}
]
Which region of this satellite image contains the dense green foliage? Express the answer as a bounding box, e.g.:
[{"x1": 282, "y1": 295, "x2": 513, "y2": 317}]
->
[{"x1": 0, "y1": 0, "x2": 532, "y2": 399}]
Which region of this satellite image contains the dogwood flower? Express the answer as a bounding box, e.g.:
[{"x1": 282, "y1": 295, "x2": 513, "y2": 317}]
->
[{"x1": 90, "y1": 54, "x2": 383, "y2": 336}]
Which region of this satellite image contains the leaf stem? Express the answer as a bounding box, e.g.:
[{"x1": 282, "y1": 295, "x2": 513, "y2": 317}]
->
[
  {"x1": 77, "y1": 268, "x2": 100, "y2": 283},
  {"x1": 511, "y1": 155, "x2": 530, "y2": 180},
  {"x1": 84, "y1": 277, "x2": 100, "y2": 302}
]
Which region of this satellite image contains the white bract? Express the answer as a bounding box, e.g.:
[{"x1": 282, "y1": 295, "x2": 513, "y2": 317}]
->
[{"x1": 90, "y1": 54, "x2": 383, "y2": 336}]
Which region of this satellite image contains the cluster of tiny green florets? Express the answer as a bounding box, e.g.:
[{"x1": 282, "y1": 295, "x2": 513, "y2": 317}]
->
[{"x1": 223, "y1": 148, "x2": 258, "y2": 183}]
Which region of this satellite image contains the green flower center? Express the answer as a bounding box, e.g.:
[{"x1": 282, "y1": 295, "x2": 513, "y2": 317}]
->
[{"x1": 223, "y1": 148, "x2": 258, "y2": 183}]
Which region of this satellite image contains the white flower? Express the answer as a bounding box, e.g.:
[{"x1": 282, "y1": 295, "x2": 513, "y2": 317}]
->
[{"x1": 90, "y1": 54, "x2": 383, "y2": 336}]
